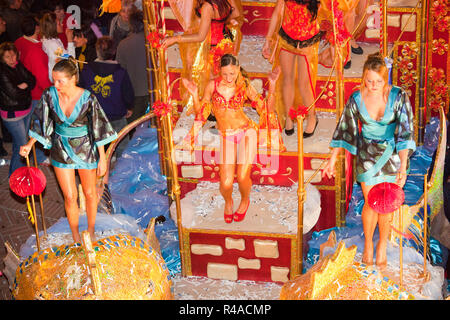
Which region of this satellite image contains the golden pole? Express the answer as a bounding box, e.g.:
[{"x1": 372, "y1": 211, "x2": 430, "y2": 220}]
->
[
  {"x1": 25, "y1": 155, "x2": 40, "y2": 252},
  {"x1": 158, "y1": 46, "x2": 186, "y2": 276},
  {"x1": 157, "y1": 46, "x2": 174, "y2": 197},
  {"x1": 143, "y1": 0, "x2": 168, "y2": 177},
  {"x1": 418, "y1": 0, "x2": 430, "y2": 145},
  {"x1": 382, "y1": 0, "x2": 388, "y2": 57},
  {"x1": 330, "y1": 0, "x2": 346, "y2": 228},
  {"x1": 82, "y1": 231, "x2": 102, "y2": 296},
  {"x1": 32, "y1": 145, "x2": 47, "y2": 237},
  {"x1": 336, "y1": 64, "x2": 346, "y2": 228},
  {"x1": 399, "y1": 205, "x2": 403, "y2": 289},
  {"x1": 296, "y1": 115, "x2": 305, "y2": 276},
  {"x1": 422, "y1": 173, "x2": 428, "y2": 276}
]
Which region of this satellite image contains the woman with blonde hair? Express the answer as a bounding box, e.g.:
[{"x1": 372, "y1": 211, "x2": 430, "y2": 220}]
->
[
  {"x1": 40, "y1": 12, "x2": 75, "y2": 82},
  {"x1": 322, "y1": 53, "x2": 416, "y2": 267},
  {"x1": 109, "y1": 0, "x2": 137, "y2": 44}
]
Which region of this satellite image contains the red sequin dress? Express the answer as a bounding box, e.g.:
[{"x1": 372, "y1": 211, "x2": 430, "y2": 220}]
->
[{"x1": 281, "y1": 1, "x2": 320, "y2": 42}]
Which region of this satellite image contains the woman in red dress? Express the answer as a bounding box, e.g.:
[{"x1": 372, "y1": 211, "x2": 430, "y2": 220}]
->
[
  {"x1": 162, "y1": 0, "x2": 241, "y2": 49},
  {"x1": 263, "y1": 0, "x2": 322, "y2": 137}
]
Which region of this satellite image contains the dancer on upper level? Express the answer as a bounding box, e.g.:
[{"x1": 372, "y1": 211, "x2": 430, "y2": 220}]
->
[
  {"x1": 163, "y1": 0, "x2": 243, "y2": 116},
  {"x1": 322, "y1": 53, "x2": 416, "y2": 267},
  {"x1": 262, "y1": 0, "x2": 322, "y2": 137}
]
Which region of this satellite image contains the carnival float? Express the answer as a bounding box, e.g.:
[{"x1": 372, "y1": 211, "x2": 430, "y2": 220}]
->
[{"x1": 2, "y1": 0, "x2": 449, "y2": 300}]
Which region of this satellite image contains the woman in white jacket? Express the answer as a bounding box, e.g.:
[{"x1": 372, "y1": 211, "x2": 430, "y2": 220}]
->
[{"x1": 40, "y1": 12, "x2": 75, "y2": 82}]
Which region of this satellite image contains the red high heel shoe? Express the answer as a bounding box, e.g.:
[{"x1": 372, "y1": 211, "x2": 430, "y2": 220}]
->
[
  {"x1": 233, "y1": 200, "x2": 250, "y2": 222},
  {"x1": 224, "y1": 200, "x2": 234, "y2": 223}
]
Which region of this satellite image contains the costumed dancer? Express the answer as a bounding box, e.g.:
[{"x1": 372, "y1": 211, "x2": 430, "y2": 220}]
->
[
  {"x1": 316, "y1": 0, "x2": 357, "y2": 69},
  {"x1": 183, "y1": 54, "x2": 283, "y2": 223},
  {"x1": 39, "y1": 12, "x2": 76, "y2": 83},
  {"x1": 163, "y1": 0, "x2": 243, "y2": 116},
  {"x1": 322, "y1": 53, "x2": 416, "y2": 267},
  {"x1": 262, "y1": 0, "x2": 322, "y2": 137},
  {"x1": 0, "y1": 42, "x2": 36, "y2": 177},
  {"x1": 20, "y1": 57, "x2": 118, "y2": 243}
]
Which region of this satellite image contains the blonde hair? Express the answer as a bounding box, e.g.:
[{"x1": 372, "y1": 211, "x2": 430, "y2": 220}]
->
[
  {"x1": 360, "y1": 52, "x2": 390, "y2": 94},
  {"x1": 40, "y1": 12, "x2": 59, "y2": 39}
]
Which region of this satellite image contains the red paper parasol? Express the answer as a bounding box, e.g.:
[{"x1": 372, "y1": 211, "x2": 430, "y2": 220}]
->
[
  {"x1": 9, "y1": 166, "x2": 47, "y2": 197},
  {"x1": 367, "y1": 182, "x2": 405, "y2": 214}
]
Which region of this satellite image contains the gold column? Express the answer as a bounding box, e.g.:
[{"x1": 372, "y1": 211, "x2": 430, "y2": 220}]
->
[
  {"x1": 422, "y1": 173, "x2": 428, "y2": 276},
  {"x1": 157, "y1": 47, "x2": 186, "y2": 277},
  {"x1": 143, "y1": 0, "x2": 168, "y2": 177},
  {"x1": 332, "y1": 1, "x2": 347, "y2": 228},
  {"x1": 25, "y1": 155, "x2": 40, "y2": 252},
  {"x1": 399, "y1": 205, "x2": 403, "y2": 289},
  {"x1": 418, "y1": 0, "x2": 429, "y2": 145},
  {"x1": 295, "y1": 115, "x2": 305, "y2": 276},
  {"x1": 382, "y1": 0, "x2": 388, "y2": 57},
  {"x1": 32, "y1": 145, "x2": 47, "y2": 237}
]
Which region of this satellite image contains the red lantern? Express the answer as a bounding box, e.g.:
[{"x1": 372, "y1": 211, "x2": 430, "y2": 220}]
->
[
  {"x1": 9, "y1": 166, "x2": 47, "y2": 197},
  {"x1": 367, "y1": 182, "x2": 405, "y2": 214}
]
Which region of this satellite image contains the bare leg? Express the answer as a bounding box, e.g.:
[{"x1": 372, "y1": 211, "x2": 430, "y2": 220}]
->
[
  {"x1": 318, "y1": 46, "x2": 334, "y2": 67},
  {"x1": 297, "y1": 55, "x2": 317, "y2": 133},
  {"x1": 375, "y1": 212, "x2": 392, "y2": 268},
  {"x1": 235, "y1": 133, "x2": 257, "y2": 213},
  {"x1": 279, "y1": 49, "x2": 296, "y2": 131},
  {"x1": 78, "y1": 168, "x2": 98, "y2": 242},
  {"x1": 54, "y1": 167, "x2": 80, "y2": 243},
  {"x1": 361, "y1": 182, "x2": 378, "y2": 265},
  {"x1": 353, "y1": 0, "x2": 372, "y2": 39},
  {"x1": 219, "y1": 136, "x2": 237, "y2": 220}
]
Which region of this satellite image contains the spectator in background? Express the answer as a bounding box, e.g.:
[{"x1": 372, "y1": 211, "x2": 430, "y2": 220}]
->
[
  {"x1": 48, "y1": 0, "x2": 71, "y2": 48},
  {"x1": 1, "y1": 0, "x2": 27, "y2": 41},
  {"x1": 0, "y1": 17, "x2": 8, "y2": 156},
  {"x1": 15, "y1": 15, "x2": 52, "y2": 164},
  {"x1": 79, "y1": 36, "x2": 134, "y2": 158},
  {"x1": 0, "y1": 14, "x2": 9, "y2": 43},
  {"x1": 73, "y1": 25, "x2": 97, "y2": 71},
  {"x1": 0, "y1": 13, "x2": 13, "y2": 146},
  {"x1": 109, "y1": 0, "x2": 136, "y2": 45},
  {"x1": 116, "y1": 10, "x2": 150, "y2": 125},
  {"x1": 0, "y1": 42, "x2": 36, "y2": 176},
  {"x1": 78, "y1": 0, "x2": 103, "y2": 38},
  {"x1": 40, "y1": 12, "x2": 75, "y2": 82}
]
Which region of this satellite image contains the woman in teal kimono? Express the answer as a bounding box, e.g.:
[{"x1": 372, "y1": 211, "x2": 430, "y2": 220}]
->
[
  {"x1": 323, "y1": 53, "x2": 416, "y2": 267},
  {"x1": 20, "y1": 57, "x2": 117, "y2": 243}
]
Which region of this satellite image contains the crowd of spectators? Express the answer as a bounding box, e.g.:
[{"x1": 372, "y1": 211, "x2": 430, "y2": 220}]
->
[{"x1": 0, "y1": 0, "x2": 150, "y2": 172}]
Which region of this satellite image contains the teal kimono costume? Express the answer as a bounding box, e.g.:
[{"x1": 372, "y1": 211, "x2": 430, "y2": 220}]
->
[
  {"x1": 29, "y1": 86, "x2": 117, "y2": 169},
  {"x1": 330, "y1": 86, "x2": 416, "y2": 186}
]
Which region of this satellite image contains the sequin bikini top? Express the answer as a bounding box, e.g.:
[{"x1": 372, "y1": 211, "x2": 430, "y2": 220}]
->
[{"x1": 211, "y1": 78, "x2": 246, "y2": 112}]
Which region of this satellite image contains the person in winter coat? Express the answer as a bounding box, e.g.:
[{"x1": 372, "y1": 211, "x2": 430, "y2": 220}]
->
[
  {"x1": 79, "y1": 36, "x2": 134, "y2": 158},
  {"x1": 0, "y1": 42, "x2": 36, "y2": 176}
]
